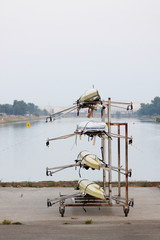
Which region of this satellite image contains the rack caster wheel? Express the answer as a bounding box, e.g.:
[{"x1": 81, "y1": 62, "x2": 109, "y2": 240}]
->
[
  {"x1": 129, "y1": 200, "x2": 134, "y2": 207},
  {"x1": 47, "y1": 199, "x2": 52, "y2": 207},
  {"x1": 123, "y1": 206, "x2": 129, "y2": 217},
  {"x1": 59, "y1": 206, "x2": 65, "y2": 217}
]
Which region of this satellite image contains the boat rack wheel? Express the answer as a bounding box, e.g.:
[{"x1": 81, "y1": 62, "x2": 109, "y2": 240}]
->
[
  {"x1": 123, "y1": 206, "x2": 130, "y2": 217},
  {"x1": 59, "y1": 199, "x2": 65, "y2": 217},
  {"x1": 59, "y1": 206, "x2": 65, "y2": 217},
  {"x1": 129, "y1": 200, "x2": 134, "y2": 207},
  {"x1": 47, "y1": 199, "x2": 52, "y2": 207}
]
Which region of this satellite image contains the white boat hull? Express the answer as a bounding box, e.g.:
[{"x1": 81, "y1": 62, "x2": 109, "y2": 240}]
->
[{"x1": 76, "y1": 121, "x2": 106, "y2": 133}]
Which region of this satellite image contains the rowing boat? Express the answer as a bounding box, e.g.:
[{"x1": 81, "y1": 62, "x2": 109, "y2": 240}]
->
[
  {"x1": 78, "y1": 179, "x2": 105, "y2": 200},
  {"x1": 76, "y1": 121, "x2": 106, "y2": 133},
  {"x1": 79, "y1": 88, "x2": 101, "y2": 103},
  {"x1": 77, "y1": 151, "x2": 100, "y2": 170}
]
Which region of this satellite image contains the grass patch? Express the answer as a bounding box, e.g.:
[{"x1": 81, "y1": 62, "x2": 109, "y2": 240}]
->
[
  {"x1": 1, "y1": 183, "x2": 6, "y2": 187},
  {"x1": 84, "y1": 219, "x2": 93, "y2": 224},
  {"x1": 1, "y1": 220, "x2": 23, "y2": 225},
  {"x1": 12, "y1": 222, "x2": 23, "y2": 225},
  {"x1": 1, "y1": 180, "x2": 160, "y2": 188},
  {"x1": 123, "y1": 222, "x2": 131, "y2": 224},
  {"x1": 63, "y1": 222, "x2": 71, "y2": 225},
  {"x1": 2, "y1": 220, "x2": 12, "y2": 225},
  {"x1": 27, "y1": 182, "x2": 33, "y2": 188},
  {"x1": 142, "y1": 182, "x2": 148, "y2": 187}
]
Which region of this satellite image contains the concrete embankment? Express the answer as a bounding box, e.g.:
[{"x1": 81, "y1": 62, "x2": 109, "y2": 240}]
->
[{"x1": 0, "y1": 187, "x2": 160, "y2": 240}]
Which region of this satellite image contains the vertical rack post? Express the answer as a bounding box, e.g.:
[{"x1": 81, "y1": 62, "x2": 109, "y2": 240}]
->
[
  {"x1": 125, "y1": 123, "x2": 128, "y2": 206},
  {"x1": 102, "y1": 106, "x2": 106, "y2": 194},
  {"x1": 118, "y1": 125, "x2": 121, "y2": 197},
  {"x1": 108, "y1": 98, "x2": 112, "y2": 204}
]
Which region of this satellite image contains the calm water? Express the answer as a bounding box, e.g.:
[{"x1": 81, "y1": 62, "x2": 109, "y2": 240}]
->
[{"x1": 0, "y1": 117, "x2": 160, "y2": 182}]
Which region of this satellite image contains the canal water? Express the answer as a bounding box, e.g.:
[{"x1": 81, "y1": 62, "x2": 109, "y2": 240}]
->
[{"x1": 0, "y1": 117, "x2": 160, "y2": 182}]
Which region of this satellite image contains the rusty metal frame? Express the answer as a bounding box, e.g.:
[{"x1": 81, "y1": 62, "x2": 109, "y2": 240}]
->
[{"x1": 110, "y1": 122, "x2": 129, "y2": 208}]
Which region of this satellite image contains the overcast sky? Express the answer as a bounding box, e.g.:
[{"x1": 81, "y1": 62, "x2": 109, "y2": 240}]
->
[{"x1": 0, "y1": 0, "x2": 160, "y2": 108}]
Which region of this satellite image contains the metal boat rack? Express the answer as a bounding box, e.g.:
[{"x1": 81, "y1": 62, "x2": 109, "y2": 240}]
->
[
  {"x1": 46, "y1": 95, "x2": 134, "y2": 217},
  {"x1": 47, "y1": 193, "x2": 134, "y2": 217}
]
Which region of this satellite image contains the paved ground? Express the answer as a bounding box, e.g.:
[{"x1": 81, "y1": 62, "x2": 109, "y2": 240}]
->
[{"x1": 0, "y1": 187, "x2": 160, "y2": 239}]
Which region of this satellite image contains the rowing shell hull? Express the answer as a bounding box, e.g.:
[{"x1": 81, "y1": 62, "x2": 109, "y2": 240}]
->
[
  {"x1": 78, "y1": 179, "x2": 105, "y2": 200},
  {"x1": 78, "y1": 151, "x2": 100, "y2": 170},
  {"x1": 79, "y1": 88, "x2": 101, "y2": 103},
  {"x1": 76, "y1": 121, "x2": 106, "y2": 133}
]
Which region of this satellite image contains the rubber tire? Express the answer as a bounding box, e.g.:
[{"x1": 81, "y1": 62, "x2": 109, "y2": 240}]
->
[
  {"x1": 124, "y1": 207, "x2": 129, "y2": 217},
  {"x1": 59, "y1": 207, "x2": 65, "y2": 217}
]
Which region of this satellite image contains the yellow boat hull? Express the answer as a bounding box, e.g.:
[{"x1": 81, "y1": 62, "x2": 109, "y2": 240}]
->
[
  {"x1": 78, "y1": 179, "x2": 105, "y2": 200},
  {"x1": 78, "y1": 151, "x2": 100, "y2": 170},
  {"x1": 79, "y1": 88, "x2": 100, "y2": 103}
]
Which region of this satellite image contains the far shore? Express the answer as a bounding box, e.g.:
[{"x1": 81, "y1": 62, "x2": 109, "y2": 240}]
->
[
  {"x1": 0, "y1": 181, "x2": 159, "y2": 188},
  {"x1": 1, "y1": 113, "x2": 159, "y2": 125},
  {"x1": 0, "y1": 115, "x2": 45, "y2": 125}
]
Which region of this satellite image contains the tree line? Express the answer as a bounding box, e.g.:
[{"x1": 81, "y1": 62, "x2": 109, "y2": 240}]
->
[
  {"x1": 1, "y1": 96, "x2": 159, "y2": 117},
  {"x1": 0, "y1": 100, "x2": 49, "y2": 116},
  {"x1": 137, "y1": 97, "x2": 160, "y2": 116}
]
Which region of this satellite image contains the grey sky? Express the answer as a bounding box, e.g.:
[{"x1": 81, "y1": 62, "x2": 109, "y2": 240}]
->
[{"x1": 0, "y1": 0, "x2": 160, "y2": 107}]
